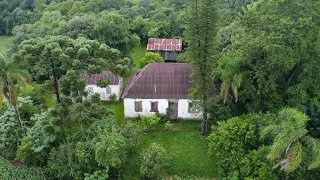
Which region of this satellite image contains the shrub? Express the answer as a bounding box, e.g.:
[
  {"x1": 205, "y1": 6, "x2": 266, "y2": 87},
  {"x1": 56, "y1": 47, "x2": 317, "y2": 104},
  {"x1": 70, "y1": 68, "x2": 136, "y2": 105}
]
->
[
  {"x1": 109, "y1": 93, "x2": 117, "y2": 102},
  {"x1": 138, "y1": 115, "x2": 160, "y2": 132},
  {"x1": 140, "y1": 143, "x2": 167, "y2": 178},
  {"x1": 139, "y1": 52, "x2": 163, "y2": 68},
  {"x1": 165, "y1": 121, "x2": 174, "y2": 131}
]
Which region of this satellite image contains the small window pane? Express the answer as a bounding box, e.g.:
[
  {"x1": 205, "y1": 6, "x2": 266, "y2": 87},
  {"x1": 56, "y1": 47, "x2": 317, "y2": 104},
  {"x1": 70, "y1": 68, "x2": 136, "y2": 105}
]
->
[
  {"x1": 135, "y1": 101, "x2": 142, "y2": 112},
  {"x1": 106, "y1": 86, "x2": 111, "y2": 94}
]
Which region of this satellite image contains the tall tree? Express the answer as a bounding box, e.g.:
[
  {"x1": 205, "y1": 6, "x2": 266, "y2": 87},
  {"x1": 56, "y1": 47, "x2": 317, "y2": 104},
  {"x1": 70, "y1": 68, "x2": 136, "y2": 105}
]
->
[
  {"x1": 184, "y1": 0, "x2": 220, "y2": 135},
  {"x1": 14, "y1": 36, "x2": 127, "y2": 103}
]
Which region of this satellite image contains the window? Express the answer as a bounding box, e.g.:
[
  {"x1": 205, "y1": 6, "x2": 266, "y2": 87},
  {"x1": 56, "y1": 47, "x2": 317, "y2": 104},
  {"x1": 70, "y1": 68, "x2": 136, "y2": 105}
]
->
[
  {"x1": 150, "y1": 101, "x2": 158, "y2": 112},
  {"x1": 135, "y1": 101, "x2": 142, "y2": 112},
  {"x1": 188, "y1": 102, "x2": 195, "y2": 113},
  {"x1": 106, "y1": 86, "x2": 111, "y2": 94},
  {"x1": 87, "y1": 87, "x2": 94, "y2": 94}
]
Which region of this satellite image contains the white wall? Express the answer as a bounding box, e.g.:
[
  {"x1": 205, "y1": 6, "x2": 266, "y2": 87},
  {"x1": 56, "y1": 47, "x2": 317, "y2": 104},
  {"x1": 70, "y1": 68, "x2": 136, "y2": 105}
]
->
[
  {"x1": 124, "y1": 98, "x2": 201, "y2": 120},
  {"x1": 124, "y1": 98, "x2": 168, "y2": 117},
  {"x1": 178, "y1": 99, "x2": 201, "y2": 120},
  {"x1": 86, "y1": 79, "x2": 122, "y2": 101}
]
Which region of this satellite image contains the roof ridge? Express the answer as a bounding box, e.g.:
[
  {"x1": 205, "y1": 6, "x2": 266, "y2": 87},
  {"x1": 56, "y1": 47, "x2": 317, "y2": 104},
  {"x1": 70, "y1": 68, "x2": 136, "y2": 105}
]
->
[{"x1": 122, "y1": 64, "x2": 151, "y2": 98}]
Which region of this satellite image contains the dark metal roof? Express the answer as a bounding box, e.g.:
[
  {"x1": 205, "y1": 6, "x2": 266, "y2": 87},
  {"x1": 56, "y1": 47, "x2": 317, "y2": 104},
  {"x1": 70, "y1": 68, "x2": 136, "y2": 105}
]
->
[
  {"x1": 83, "y1": 71, "x2": 121, "y2": 85},
  {"x1": 122, "y1": 63, "x2": 192, "y2": 99},
  {"x1": 147, "y1": 38, "x2": 182, "y2": 52}
]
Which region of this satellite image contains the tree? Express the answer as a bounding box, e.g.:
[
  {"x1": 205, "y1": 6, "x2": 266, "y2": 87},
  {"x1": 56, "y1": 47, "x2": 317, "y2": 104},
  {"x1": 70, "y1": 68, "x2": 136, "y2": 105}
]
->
[
  {"x1": 222, "y1": 0, "x2": 320, "y2": 113},
  {"x1": 208, "y1": 113, "x2": 278, "y2": 179},
  {"x1": 139, "y1": 52, "x2": 163, "y2": 68},
  {"x1": 0, "y1": 54, "x2": 29, "y2": 125},
  {"x1": 217, "y1": 51, "x2": 243, "y2": 103},
  {"x1": 14, "y1": 36, "x2": 125, "y2": 103},
  {"x1": 93, "y1": 12, "x2": 137, "y2": 55},
  {"x1": 0, "y1": 97, "x2": 38, "y2": 159},
  {"x1": 261, "y1": 108, "x2": 320, "y2": 177},
  {"x1": 140, "y1": 143, "x2": 168, "y2": 178},
  {"x1": 47, "y1": 115, "x2": 131, "y2": 179},
  {"x1": 184, "y1": 0, "x2": 220, "y2": 135},
  {"x1": 17, "y1": 111, "x2": 61, "y2": 166}
]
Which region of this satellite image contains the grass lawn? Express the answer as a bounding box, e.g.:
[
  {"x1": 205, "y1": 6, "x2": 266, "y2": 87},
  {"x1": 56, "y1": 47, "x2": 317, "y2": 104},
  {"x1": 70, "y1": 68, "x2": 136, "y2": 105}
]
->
[
  {"x1": 122, "y1": 121, "x2": 217, "y2": 179},
  {"x1": 0, "y1": 36, "x2": 12, "y2": 54},
  {"x1": 104, "y1": 100, "x2": 124, "y2": 124},
  {"x1": 123, "y1": 44, "x2": 147, "y2": 87}
]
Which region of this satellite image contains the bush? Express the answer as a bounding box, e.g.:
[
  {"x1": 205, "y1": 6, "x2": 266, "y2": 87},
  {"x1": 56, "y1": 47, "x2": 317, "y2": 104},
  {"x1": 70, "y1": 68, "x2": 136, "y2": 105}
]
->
[
  {"x1": 109, "y1": 93, "x2": 117, "y2": 102},
  {"x1": 139, "y1": 52, "x2": 163, "y2": 68},
  {"x1": 207, "y1": 114, "x2": 277, "y2": 179},
  {"x1": 138, "y1": 115, "x2": 160, "y2": 132},
  {"x1": 165, "y1": 121, "x2": 174, "y2": 131},
  {"x1": 0, "y1": 156, "x2": 45, "y2": 179},
  {"x1": 140, "y1": 143, "x2": 167, "y2": 179}
]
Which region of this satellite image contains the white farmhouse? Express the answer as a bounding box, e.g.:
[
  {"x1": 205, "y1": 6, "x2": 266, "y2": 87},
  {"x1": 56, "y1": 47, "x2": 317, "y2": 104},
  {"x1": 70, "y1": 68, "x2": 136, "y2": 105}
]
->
[
  {"x1": 122, "y1": 63, "x2": 201, "y2": 120},
  {"x1": 83, "y1": 71, "x2": 122, "y2": 101}
]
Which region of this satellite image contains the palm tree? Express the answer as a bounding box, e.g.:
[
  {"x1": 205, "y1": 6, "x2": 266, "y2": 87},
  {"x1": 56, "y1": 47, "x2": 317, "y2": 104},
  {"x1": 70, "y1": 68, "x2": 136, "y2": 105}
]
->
[
  {"x1": 0, "y1": 54, "x2": 29, "y2": 126},
  {"x1": 261, "y1": 108, "x2": 320, "y2": 177},
  {"x1": 218, "y1": 53, "x2": 242, "y2": 103}
]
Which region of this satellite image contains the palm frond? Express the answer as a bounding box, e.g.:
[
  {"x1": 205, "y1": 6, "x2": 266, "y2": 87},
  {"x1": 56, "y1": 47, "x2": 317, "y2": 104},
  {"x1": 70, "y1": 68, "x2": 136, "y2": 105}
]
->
[{"x1": 285, "y1": 142, "x2": 303, "y2": 174}]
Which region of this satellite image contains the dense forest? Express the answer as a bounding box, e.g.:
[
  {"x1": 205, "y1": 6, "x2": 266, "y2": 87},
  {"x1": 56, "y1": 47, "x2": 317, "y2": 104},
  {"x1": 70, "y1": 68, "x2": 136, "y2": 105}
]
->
[{"x1": 1, "y1": 0, "x2": 320, "y2": 179}]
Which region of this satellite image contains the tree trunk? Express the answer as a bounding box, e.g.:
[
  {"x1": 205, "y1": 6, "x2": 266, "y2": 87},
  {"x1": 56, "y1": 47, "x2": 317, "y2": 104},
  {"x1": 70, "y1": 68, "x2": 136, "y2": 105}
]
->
[
  {"x1": 201, "y1": 105, "x2": 208, "y2": 136},
  {"x1": 201, "y1": 112, "x2": 208, "y2": 136},
  {"x1": 14, "y1": 105, "x2": 23, "y2": 127},
  {"x1": 50, "y1": 59, "x2": 61, "y2": 103}
]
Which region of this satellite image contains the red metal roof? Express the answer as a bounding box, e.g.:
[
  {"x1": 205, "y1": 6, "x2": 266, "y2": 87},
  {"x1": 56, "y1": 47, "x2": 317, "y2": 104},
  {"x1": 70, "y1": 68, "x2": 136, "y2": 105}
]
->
[
  {"x1": 147, "y1": 38, "x2": 182, "y2": 52},
  {"x1": 83, "y1": 71, "x2": 121, "y2": 85},
  {"x1": 122, "y1": 63, "x2": 191, "y2": 99}
]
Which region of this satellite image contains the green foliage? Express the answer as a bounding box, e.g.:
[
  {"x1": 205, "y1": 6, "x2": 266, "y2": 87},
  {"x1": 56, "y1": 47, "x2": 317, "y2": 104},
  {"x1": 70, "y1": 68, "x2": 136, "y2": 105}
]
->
[
  {"x1": 17, "y1": 110, "x2": 61, "y2": 166},
  {"x1": 97, "y1": 79, "x2": 110, "y2": 88},
  {"x1": 109, "y1": 93, "x2": 117, "y2": 102},
  {"x1": 14, "y1": 35, "x2": 128, "y2": 102},
  {"x1": 165, "y1": 121, "x2": 174, "y2": 131},
  {"x1": 139, "y1": 52, "x2": 163, "y2": 68},
  {"x1": 0, "y1": 107, "x2": 25, "y2": 159},
  {"x1": 46, "y1": 114, "x2": 137, "y2": 179},
  {"x1": 0, "y1": 156, "x2": 45, "y2": 179},
  {"x1": 122, "y1": 121, "x2": 216, "y2": 179},
  {"x1": 222, "y1": 0, "x2": 320, "y2": 113},
  {"x1": 85, "y1": 169, "x2": 109, "y2": 180},
  {"x1": 0, "y1": 96, "x2": 39, "y2": 159},
  {"x1": 184, "y1": 0, "x2": 220, "y2": 135},
  {"x1": 261, "y1": 108, "x2": 320, "y2": 175},
  {"x1": 0, "y1": 36, "x2": 12, "y2": 54},
  {"x1": 138, "y1": 115, "x2": 160, "y2": 132},
  {"x1": 140, "y1": 143, "x2": 168, "y2": 178},
  {"x1": 208, "y1": 113, "x2": 277, "y2": 179}
]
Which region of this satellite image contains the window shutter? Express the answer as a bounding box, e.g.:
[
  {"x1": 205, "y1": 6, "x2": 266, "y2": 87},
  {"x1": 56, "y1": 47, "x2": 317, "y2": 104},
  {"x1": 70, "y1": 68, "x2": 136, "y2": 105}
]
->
[
  {"x1": 155, "y1": 101, "x2": 158, "y2": 112},
  {"x1": 139, "y1": 101, "x2": 142, "y2": 111}
]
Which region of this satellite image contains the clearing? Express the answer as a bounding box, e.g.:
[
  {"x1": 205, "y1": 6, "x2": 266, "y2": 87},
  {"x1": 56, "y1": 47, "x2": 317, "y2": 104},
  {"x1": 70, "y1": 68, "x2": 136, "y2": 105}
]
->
[{"x1": 121, "y1": 121, "x2": 217, "y2": 179}]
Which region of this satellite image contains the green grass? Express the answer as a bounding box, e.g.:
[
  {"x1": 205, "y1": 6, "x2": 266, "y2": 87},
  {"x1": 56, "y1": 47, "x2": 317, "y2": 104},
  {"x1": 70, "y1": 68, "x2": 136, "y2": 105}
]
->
[
  {"x1": 0, "y1": 36, "x2": 12, "y2": 54},
  {"x1": 122, "y1": 121, "x2": 217, "y2": 179},
  {"x1": 104, "y1": 100, "x2": 124, "y2": 124},
  {"x1": 123, "y1": 44, "x2": 147, "y2": 87}
]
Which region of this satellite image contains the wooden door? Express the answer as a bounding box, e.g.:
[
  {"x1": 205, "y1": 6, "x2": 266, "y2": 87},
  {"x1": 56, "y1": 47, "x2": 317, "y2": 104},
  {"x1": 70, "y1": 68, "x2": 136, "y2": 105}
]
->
[{"x1": 169, "y1": 102, "x2": 178, "y2": 119}]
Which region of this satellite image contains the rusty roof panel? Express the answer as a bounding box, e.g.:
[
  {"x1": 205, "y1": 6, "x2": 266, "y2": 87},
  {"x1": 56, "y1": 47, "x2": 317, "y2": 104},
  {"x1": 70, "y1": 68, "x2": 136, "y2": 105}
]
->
[
  {"x1": 123, "y1": 63, "x2": 192, "y2": 99},
  {"x1": 147, "y1": 38, "x2": 182, "y2": 52},
  {"x1": 83, "y1": 71, "x2": 121, "y2": 85}
]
